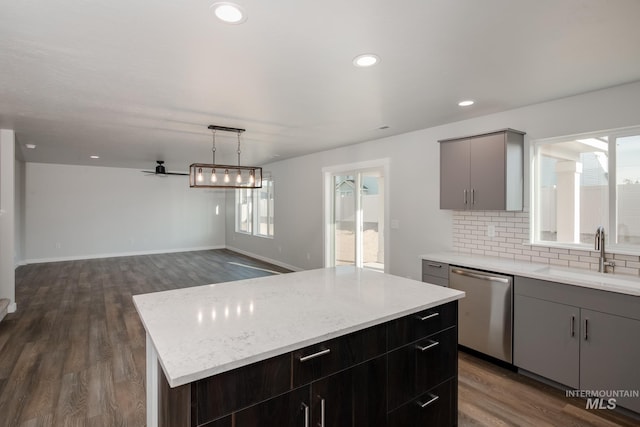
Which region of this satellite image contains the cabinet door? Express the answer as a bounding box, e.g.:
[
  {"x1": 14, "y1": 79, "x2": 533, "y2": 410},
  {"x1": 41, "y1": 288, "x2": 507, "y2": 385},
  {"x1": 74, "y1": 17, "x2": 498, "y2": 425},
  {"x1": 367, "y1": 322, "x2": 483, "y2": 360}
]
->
[
  {"x1": 387, "y1": 327, "x2": 457, "y2": 412},
  {"x1": 234, "y1": 386, "x2": 310, "y2": 427},
  {"x1": 440, "y1": 139, "x2": 470, "y2": 209},
  {"x1": 311, "y1": 356, "x2": 386, "y2": 427},
  {"x1": 580, "y1": 310, "x2": 640, "y2": 413},
  {"x1": 468, "y1": 133, "x2": 506, "y2": 210},
  {"x1": 513, "y1": 295, "x2": 579, "y2": 388},
  {"x1": 387, "y1": 379, "x2": 455, "y2": 427}
]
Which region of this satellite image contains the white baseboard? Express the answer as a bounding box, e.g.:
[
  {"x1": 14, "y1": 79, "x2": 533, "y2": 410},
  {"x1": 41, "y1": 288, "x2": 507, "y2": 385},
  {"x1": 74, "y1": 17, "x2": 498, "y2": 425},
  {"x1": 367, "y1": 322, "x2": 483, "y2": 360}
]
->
[
  {"x1": 22, "y1": 245, "x2": 226, "y2": 265},
  {"x1": 8, "y1": 302, "x2": 16, "y2": 313},
  {"x1": 225, "y1": 246, "x2": 302, "y2": 272}
]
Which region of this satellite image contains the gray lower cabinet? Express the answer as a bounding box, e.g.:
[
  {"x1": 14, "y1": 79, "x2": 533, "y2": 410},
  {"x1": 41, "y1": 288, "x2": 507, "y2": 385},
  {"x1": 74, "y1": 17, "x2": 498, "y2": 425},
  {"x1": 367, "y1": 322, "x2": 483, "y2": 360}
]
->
[
  {"x1": 580, "y1": 309, "x2": 640, "y2": 413},
  {"x1": 421, "y1": 259, "x2": 449, "y2": 287},
  {"x1": 514, "y1": 276, "x2": 640, "y2": 414},
  {"x1": 513, "y1": 295, "x2": 579, "y2": 389},
  {"x1": 439, "y1": 128, "x2": 524, "y2": 211}
]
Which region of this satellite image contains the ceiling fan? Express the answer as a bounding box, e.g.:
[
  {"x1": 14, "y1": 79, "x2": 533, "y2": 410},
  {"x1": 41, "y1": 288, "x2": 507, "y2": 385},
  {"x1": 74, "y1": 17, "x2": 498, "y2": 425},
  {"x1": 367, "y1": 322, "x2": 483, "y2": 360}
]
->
[{"x1": 142, "y1": 161, "x2": 189, "y2": 177}]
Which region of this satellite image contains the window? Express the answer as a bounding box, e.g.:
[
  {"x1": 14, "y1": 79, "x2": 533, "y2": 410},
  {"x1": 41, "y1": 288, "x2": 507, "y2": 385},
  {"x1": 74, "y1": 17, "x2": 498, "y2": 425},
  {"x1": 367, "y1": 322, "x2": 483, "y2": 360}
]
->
[
  {"x1": 235, "y1": 175, "x2": 274, "y2": 238},
  {"x1": 236, "y1": 187, "x2": 253, "y2": 234},
  {"x1": 255, "y1": 177, "x2": 274, "y2": 237},
  {"x1": 532, "y1": 127, "x2": 640, "y2": 251}
]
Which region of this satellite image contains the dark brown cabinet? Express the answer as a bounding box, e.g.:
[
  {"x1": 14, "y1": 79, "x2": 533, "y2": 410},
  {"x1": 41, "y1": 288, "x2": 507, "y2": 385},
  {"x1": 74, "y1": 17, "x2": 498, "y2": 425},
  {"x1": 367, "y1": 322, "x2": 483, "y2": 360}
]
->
[
  {"x1": 233, "y1": 386, "x2": 310, "y2": 427},
  {"x1": 159, "y1": 301, "x2": 458, "y2": 427},
  {"x1": 387, "y1": 380, "x2": 456, "y2": 427},
  {"x1": 311, "y1": 356, "x2": 387, "y2": 427}
]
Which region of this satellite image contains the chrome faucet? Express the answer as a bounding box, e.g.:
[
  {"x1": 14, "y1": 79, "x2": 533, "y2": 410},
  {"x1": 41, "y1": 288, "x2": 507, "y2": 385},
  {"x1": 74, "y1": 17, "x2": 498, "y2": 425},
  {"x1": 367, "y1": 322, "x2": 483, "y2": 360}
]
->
[{"x1": 595, "y1": 226, "x2": 615, "y2": 273}]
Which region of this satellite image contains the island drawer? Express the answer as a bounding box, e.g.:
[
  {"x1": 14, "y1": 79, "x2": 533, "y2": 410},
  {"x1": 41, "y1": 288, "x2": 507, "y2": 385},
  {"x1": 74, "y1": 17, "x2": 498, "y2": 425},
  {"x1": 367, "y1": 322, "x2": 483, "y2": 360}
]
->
[
  {"x1": 387, "y1": 379, "x2": 456, "y2": 427},
  {"x1": 195, "y1": 353, "x2": 291, "y2": 425},
  {"x1": 292, "y1": 323, "x2": 386, "y2": 387},
  {"x1": 387, "y1": 326, "x2": 457, "y2": 412},
  {"x1": 387, "y1": 301, "x2": 457, "y2": 350}
]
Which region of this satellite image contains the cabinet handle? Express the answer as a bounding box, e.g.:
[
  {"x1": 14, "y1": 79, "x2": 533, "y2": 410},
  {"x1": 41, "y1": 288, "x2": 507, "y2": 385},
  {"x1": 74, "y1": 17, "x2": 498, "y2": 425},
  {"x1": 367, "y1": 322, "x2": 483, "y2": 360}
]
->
[
  {"x1": 464, "y1": 189, "x2": 468, "y2": 205},
  {"x1": 299, "y1": 348, "x2": 331, "y2": 362},
  {"x1": 415, "y1": 312, "x2": 439, "y2": 321},
  {"x1": 584, "y1": 319, "x2": 589, "y2": 341},
  {"x1": 426, "y1": 263, "x2": 442, "y2": 268},
  {"x1": 416, "y1": 393, "x2": 439, "y2": 408},
  {"x1": 415, "y1": 340, "x2": 439, "y2": 352},
  {"x1": 471, "y1": 188, "x2": 475, "y2": 205},
  {"x1": 319, "y1": 396, "x2": 325, "y2": 427},
  {"x1": 570, "y1": 315, "x2": 575, "y2": 337},
  {"x1": 301, "y1": 402, "x2": 309, "y2": 427}
]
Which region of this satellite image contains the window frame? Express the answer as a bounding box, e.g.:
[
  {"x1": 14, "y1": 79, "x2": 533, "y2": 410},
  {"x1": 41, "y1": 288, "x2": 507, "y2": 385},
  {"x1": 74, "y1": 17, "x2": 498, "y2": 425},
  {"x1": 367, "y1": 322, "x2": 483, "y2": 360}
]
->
[
  {"x1": 235, "y1": 174, "x2": 274, "y2": 238},
  {"x1": 531, "y1": 125, "x2": 640, "y2": 254}
]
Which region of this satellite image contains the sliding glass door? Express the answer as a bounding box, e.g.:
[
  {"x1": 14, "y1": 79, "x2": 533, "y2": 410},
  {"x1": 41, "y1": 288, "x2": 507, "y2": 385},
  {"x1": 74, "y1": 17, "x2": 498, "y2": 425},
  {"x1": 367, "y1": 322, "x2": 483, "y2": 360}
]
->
[{"x1": 330, "y1": 168, "x2": 384, "y2": 271}]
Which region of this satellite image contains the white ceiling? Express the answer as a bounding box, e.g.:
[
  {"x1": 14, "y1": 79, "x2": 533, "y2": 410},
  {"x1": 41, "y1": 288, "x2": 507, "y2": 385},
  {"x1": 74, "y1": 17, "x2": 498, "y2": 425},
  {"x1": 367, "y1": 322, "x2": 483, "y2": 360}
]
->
[{"x1": 2, "y1": 0, "x2": 640, "y2": 172}]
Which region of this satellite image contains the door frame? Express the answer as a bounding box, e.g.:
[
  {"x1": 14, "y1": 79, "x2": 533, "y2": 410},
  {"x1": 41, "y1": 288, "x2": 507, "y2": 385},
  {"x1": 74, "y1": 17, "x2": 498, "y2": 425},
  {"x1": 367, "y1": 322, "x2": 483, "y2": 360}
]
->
[{"x1": 322, "y1": 158, "x2": 390, "y2": 273}]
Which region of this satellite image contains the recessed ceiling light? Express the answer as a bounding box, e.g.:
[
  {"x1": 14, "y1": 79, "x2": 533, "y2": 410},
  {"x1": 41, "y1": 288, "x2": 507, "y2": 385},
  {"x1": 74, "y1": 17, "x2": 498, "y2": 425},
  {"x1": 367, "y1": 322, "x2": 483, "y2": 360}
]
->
[
  {"x1": 90, "y1": 155, "x2": 100, "y2": 159},
  {"x1": 458, "y1": 100, "x2": 475, "y2": 107},
  {"x1": 25, "y1": 144, "x2": 36, "y2": 149},
  {"x1": 353, "y1": 54, "x2": 380, "y2": 68},
  {"x1": 211, "y1": 2, "x2": 247, "y2": 24}
]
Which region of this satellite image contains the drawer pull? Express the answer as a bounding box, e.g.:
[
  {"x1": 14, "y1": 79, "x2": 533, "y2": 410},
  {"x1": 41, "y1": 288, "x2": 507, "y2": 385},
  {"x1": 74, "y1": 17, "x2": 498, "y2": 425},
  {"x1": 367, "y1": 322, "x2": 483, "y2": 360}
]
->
[
  {"x1": 416, "y1": 393, "x2": 439, "y2": 408},
  {"x1": 426, "y1": 263, "x2": 442, "y2": 268},
  {"x1": 416, "y1": 312, "x2": 439, "y2": 321},
  {"x1": 584, "y1": 319, "x2": 589, "y2": 341},
  {"x1": 415, "y1": 340, "x2": 439, "y2": 352},
  {"x1": 299, "y1": 348, "x2": 331, "y2": 362},
  {"x1": 301, "y1": 402, "x2": 309, "y2": 427},
  {"x1": 570, "y1": 315, "x2": 575, "y2": 337}
]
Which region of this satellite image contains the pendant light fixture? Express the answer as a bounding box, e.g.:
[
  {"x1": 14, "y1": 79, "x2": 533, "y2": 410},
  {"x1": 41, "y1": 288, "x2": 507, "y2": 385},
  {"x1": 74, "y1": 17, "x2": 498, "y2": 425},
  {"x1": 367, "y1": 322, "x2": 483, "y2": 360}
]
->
[{"x1": 189, "y1": 125, "x2": 262, "y2": 189}]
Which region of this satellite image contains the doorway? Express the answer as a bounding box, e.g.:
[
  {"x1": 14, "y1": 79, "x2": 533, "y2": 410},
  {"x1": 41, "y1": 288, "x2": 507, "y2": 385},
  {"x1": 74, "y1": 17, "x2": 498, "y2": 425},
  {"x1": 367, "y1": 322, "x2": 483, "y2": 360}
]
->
[{"x1": 323, "y1": 160, "x2": 388, "y2": 272}]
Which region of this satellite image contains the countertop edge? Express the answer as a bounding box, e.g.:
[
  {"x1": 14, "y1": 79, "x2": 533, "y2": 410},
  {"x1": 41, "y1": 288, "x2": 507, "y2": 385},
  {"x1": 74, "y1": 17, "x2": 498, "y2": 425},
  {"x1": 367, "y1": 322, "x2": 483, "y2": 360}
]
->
[
  {"x1": 421, "y1": 252, "x2": 640, "y2": 297},
  {"x1": 164, "y1": 292, "x2": 464, "y2": 388}
]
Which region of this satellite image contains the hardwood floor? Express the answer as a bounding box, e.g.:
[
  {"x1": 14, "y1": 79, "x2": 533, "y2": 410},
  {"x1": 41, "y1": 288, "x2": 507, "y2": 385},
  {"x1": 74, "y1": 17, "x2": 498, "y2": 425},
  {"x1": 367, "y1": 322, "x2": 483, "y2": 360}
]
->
[
  {"x1": 0, "y1": 249, "x2": 637, "y2": 426},
  {"x1": 0, "y1": 249, "x2": 289, "y2": 427},
  {"x1": 458, "y1": 352, "x2": 638, "y2": 427}
]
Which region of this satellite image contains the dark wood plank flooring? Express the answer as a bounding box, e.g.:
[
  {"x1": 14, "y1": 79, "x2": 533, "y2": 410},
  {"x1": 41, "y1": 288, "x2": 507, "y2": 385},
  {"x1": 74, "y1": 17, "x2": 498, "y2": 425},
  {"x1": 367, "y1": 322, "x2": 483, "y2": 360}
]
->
[{"x1": 0, "y1": 249, "x2": 637, "y2": 426}]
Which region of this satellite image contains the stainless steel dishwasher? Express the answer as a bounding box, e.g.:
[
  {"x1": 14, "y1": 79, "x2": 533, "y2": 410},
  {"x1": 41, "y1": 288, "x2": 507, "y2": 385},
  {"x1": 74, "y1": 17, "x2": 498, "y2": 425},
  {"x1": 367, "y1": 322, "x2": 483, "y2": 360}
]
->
[{"x1": 449, "y1": 266, "x2": 513, "y2": 363}]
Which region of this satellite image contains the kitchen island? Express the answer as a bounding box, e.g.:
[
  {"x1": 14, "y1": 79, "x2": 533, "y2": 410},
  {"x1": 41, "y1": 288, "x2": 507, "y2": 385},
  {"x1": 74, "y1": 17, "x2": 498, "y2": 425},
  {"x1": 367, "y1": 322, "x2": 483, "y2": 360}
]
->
[{"x1": 133, "y1": 266, "x2": 465, "y2": 427}]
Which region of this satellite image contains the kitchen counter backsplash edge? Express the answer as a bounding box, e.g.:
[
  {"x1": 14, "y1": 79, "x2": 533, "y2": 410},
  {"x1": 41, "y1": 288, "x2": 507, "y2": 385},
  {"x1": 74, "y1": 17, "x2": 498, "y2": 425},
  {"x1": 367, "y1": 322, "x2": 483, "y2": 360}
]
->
[{"x1": 421, "y1": 252, "x2": 640, "y2": 297}]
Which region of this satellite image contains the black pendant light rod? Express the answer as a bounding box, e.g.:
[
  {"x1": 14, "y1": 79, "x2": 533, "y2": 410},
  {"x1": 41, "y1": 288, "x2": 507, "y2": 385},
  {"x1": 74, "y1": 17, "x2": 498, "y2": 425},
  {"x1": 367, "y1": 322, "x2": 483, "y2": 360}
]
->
[{"x1": 207, "y1": 125, "x2": 246, "y2": 133}]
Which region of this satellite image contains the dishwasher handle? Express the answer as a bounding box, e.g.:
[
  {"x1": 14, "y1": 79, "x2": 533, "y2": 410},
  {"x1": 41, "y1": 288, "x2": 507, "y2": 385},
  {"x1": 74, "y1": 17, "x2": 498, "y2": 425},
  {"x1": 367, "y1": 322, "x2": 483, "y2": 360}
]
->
[{"x1": 450, "y1": 268, "x2": 511, "y2": 284}]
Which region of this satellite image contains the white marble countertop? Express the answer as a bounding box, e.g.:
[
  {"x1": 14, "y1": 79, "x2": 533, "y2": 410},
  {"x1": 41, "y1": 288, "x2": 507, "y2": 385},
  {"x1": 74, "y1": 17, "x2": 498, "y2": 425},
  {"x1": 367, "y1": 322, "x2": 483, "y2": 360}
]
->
[
  {"x1": 421, "y1": 252, "x2": 640, "y2": 297},
  {"x1": 133, "y1": 266, "x2": 464, "y2": 388}
]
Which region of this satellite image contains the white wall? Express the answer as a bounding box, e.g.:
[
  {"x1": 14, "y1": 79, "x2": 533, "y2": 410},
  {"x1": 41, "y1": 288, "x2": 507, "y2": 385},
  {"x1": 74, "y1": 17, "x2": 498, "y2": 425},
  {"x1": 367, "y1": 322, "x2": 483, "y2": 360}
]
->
[
  {"x1": 0, "y1": 129, "x2": 16, "y2": 312},
  {"x1": 14, "y1": 158, "x2": 25, "y2": 266},
  {"x1": 226, "y1": 81, "x2": 640, "y2": 279},
  {"x1": 24, "y1": 163, "x2": 227, "y2": 262}
]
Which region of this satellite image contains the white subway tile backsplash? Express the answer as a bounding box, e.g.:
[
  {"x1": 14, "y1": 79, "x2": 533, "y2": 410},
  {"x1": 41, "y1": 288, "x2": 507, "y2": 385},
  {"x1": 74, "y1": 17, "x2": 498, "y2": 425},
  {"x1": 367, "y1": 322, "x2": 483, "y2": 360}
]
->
[
  {"x1": 569, "y1": 261, "x2": 590, "y2": 269},
  {"x1": 451, "y1": 210, "x2": 640, "y2": 277},
  {"x1": 613, "y1": 253, "x2": 638, "y2": 261},
  {"x1": 549, "y1": 259, "x2": 570, "y2": 267}
]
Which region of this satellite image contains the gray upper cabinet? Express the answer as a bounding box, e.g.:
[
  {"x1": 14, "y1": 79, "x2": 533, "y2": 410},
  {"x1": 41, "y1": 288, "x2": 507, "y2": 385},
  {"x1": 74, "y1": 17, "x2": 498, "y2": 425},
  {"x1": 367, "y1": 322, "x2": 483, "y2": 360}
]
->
[{"x1": 439, "y1": 129, "x2": 525, "y2": 211}]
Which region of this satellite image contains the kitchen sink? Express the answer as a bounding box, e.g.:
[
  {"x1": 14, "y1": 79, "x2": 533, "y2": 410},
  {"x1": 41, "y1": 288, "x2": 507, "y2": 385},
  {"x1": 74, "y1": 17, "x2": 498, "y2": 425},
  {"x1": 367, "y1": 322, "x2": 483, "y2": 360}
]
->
[{"x1": 533, "y1": 265, "x2": 640, "y2": 290}]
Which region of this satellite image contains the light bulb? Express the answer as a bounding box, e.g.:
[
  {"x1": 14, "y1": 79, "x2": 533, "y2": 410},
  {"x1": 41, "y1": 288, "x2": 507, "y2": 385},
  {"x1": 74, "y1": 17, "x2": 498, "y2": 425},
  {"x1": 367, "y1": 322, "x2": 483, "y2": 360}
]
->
[
  {"x1": 236, "y1": 170, "x2": 242, "y2": 183},
  {"x1": 249, "y1": 170, "x2": 255, "y2": 184},
  {"x1": 211, "y1": 169, "x2": 217, "y2": 183},
  {"x1": 224, "y1": 170, "x2": 230, "y2": 183},
  {"x1": 197, "y1": 168, "x2": 203, "y2": 182}
]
